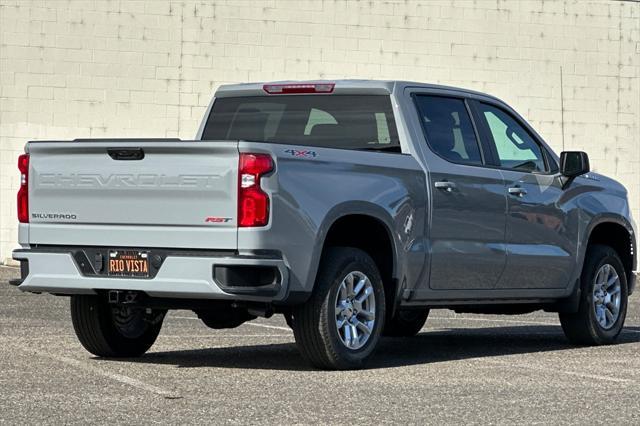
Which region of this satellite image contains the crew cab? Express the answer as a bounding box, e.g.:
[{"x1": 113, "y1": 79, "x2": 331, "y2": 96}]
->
[{"x1": 11, "y1": 80, "x2": 637, "y2": 369}]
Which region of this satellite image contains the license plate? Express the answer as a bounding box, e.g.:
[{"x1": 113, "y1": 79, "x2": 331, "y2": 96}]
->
[{"x1": 108, "y1": 250, "x2": 149, "y2": 277}]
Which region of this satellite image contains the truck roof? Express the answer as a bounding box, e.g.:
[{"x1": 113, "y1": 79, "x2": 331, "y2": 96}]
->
[{"x1": 215, "y1": 79, "x2": 503, "y2": 103}]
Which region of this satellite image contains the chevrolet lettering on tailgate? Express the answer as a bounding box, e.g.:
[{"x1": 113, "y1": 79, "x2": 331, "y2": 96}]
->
[{"x1": 37, "y1": 173, "x2": 221, "y2": 189}]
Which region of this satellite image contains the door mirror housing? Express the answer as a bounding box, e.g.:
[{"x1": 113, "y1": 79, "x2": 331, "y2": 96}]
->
[{"x1": 560, "y1": 151, "x2": 590, "y2": 178}]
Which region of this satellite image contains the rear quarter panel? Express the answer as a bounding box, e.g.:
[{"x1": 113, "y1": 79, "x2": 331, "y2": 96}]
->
[{"x1": 237, "y1": 141, "x2": 428, "y2": 299}]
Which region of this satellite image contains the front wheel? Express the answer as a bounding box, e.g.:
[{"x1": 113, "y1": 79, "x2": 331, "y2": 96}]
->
[
  {"x1": 292, "y1": 247, "x2": 385, "y2": 370},
  {"x1": 559, "y1": 245, "x2": 628, "y2": 345},
  {"x1": 71, "y1": 295, "x2": 165, "y2": 357}
]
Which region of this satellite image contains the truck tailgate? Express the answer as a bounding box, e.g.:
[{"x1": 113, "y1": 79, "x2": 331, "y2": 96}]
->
[{"x1": 26, "y1": 140, "x2": 239, "y2": 249}]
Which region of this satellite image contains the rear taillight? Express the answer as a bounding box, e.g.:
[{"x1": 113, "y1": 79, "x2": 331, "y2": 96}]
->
[
  {"x1": 238, "y1": 153, "x2": 273, "y2": 227},
  {"x1": 17, "y1": 154, "x2": 29, "y2": 223}
]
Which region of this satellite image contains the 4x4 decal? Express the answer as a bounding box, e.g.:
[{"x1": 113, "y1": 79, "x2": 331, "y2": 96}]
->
[{"x1": 284, "y1": 149, "x2": 317, "y2": 158}]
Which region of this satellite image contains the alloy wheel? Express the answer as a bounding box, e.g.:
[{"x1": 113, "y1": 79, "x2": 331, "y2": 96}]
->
[
  {"x1": 592, "y1": 263, "x2": 622, "y2": 330},
  {"x1": 334, "y1": 271, "x2": 376, "y2": 350}
]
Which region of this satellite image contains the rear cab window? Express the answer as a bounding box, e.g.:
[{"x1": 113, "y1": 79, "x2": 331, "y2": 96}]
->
[{"x1": 202, "y1": 95, "x2": 400, "y2": 152}]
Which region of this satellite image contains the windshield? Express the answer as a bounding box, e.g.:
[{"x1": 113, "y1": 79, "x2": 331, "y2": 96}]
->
[{"x1": 202, "y1": 95, "x2": 400, "y2": 151}]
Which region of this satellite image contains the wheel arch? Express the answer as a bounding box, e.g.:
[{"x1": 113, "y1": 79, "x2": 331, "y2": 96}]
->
[
  {"x1": 552, "y1": 214, "x2": 636, "y2": 313},
  {"x1": 310, "y1": 203, "x2": 402, "y2": 313},
  {"x1": 585, "y1": 217, "x2": 636, "y2": 290}
]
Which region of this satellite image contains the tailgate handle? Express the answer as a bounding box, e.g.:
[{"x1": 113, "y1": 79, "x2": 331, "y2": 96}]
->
[{"x1": 107, "y1": 148, "x2": 145, "y2": 161}]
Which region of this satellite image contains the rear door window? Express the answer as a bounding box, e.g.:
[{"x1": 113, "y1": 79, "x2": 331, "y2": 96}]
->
[
  {"x1": 413, "y1": 95, "x2": 483, "y2": 165},
  {"x1": 202, "y1": 95, "x2": 400, "y2": 151}
]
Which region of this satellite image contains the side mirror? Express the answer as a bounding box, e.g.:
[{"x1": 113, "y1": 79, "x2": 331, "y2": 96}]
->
[{"x1": 560, "y1": 151, "x2": 590, "y2": 178}]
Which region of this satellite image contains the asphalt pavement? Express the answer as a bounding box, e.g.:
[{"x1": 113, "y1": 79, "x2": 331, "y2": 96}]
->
[{"x1": 1, "y1": 266, "x2": 639, "y2": 424}]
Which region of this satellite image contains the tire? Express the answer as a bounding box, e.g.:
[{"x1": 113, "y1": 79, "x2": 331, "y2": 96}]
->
[
  {"x1": 292, "y1": 247, "x2": 386, "y2": 370},
  {"x1": 70, "y1": 295, "x2": 165, "y2": 357},
  {"x1": 383, "y1": 309, "x2": 429, "y2": 337},
  {"x1": 559, "y1": 244, "x2": 628, "y2": 345}
]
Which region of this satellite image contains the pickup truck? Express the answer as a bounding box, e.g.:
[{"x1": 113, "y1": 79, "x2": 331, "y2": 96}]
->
[{"x1": 11, "y1": 80, "x2": 637, "y2": 370}]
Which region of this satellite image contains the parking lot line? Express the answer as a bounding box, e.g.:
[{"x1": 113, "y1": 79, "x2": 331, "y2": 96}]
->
[
  {"x1": 171, "y1": 314, "x2": 640, "y2": 335},
  {"x1": 244, "y1": 322, "x2": 292, "y2": 332},
  {"x1": 430, "y1": 316, "x2": 558, "y2": 326},
  {"x1": 160, "y1": 334, "x2": 291, "y2": 338},
  {"x1": 484, "y1": 358, "x2": 636, "y2": 384},
  {"x1": 172, "y1": 315, "x2": 292, "y2": 332},
  {"x1": 26, "y1": 349, "x2": 180, "y2": 399}
]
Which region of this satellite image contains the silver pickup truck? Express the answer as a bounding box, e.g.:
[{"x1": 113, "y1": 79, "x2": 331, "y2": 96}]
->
[{"x1": 11, "y1": 80, "x2": 638, "y2": 369}]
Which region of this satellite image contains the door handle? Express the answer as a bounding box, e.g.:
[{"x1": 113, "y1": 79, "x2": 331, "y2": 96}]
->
[
  {"x1": 508, "y1": 186, "x2": 527, "y2": 197},
  {"x1": 107, "y1": 148, "x2": 145, "y2": 161},
  {"x1": 434, "y1": 180, "x2": 456, "y2": 192}
]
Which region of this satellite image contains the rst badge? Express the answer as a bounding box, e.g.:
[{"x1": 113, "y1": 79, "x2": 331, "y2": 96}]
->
[{"x1": 205, "y1": 217, "x2": 232, "y2": 223}]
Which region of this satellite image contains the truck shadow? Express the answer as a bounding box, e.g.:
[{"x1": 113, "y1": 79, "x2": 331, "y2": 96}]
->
[{"x1": 126, "y1": 325, "x2": 640, "y2": 371}]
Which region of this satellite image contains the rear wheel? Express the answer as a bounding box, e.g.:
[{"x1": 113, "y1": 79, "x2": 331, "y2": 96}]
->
[
  {"x1": 292, "y1": 247, "x2": 385, "y2": 370},
  {"x1": 70, "y1": 295, "x2": 165, "y2": 357},
  {"x1": 383, "y1": 309, "x2": 429, "y2": 337},
  {"x1": 559, "y1": 245, "x2": 628, "y2": 345}
]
